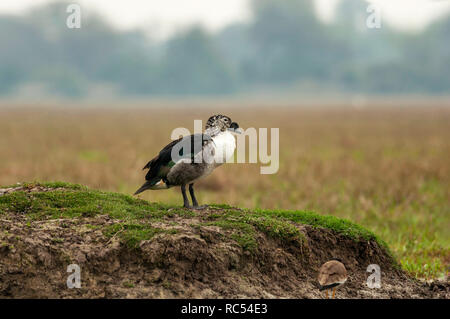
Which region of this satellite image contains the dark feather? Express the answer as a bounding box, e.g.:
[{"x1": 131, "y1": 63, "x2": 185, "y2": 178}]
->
[
  {"x1": 134, "y1": 180, "x2": 153, "y2": 195},
  {"x1": 143, "y1": 134, "x2": 212, "y2": 183}
]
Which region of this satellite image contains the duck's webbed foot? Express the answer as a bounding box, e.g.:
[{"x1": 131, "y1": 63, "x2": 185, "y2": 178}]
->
[{"x1": 192, "y1": 205, "x2": 208, "y2": 210}]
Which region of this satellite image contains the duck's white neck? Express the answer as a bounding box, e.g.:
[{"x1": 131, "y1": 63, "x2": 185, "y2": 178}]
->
[{"x1": 205, "y1": 126, "x2": 221, "y2": 137}]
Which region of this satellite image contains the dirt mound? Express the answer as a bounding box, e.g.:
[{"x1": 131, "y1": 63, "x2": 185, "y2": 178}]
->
[{"x1": 0, "y1": 183, "x2": 448, "y2": 298}]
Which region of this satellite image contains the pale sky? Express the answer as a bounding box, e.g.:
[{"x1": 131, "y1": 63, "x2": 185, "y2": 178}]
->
[{"x1": 0, "y1": 0, "x2": 449, "y2": 38}]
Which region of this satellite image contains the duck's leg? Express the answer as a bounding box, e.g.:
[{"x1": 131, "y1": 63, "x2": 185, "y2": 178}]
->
[
  {"x1": 188, "y1": 183, "x2": 199, "y2": 207},
  {"x1": 189, "y1": 183, "x2": 207, "y2": 209},
  {"x1": 181, "y1": 184, "x2": 190, "y2": 208},
  {"x1": 332, "y1": 287, "x2": 336, "y2": 299}
]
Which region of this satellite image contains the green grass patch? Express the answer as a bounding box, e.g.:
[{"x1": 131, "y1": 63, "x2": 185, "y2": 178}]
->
[
  {"x1": 104, "y1": 223, "x2": 167, "y2": 249},
  {"x1": 207, "y1": 205, "x2": 384, "y2": 249},
  {"x1": 203, "y1": 219, "x2": 258, "y2": 251},
  {"x1": 0, "y1": 182, "x2": 177, "y2": 221},
  {"x1": 2, "y1": 181, "x2": 86, "y2": 190},
  {"x1": 0, "y1": 182, "x2": 392, "y2": 259},
  {"x1": 122, "y1": 281, "x2": 135, "y2": 288}
]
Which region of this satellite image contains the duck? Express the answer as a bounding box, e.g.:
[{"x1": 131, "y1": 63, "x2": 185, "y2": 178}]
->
[
  {"x1": 317, "y1": 259, "x2": 348, "y2": 299},
  {"x1": 134, "y1": 115, "x2": 242, "y2": 208}
]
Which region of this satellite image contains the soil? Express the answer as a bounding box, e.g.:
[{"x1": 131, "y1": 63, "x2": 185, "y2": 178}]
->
[{"x1": 0, "y1": 187, "x2": 448, "y2": 299}]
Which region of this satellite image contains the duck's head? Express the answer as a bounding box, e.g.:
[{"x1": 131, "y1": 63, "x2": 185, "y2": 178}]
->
[{"x1": 206, "y1": 114, "x2": 242, "y2": 134}]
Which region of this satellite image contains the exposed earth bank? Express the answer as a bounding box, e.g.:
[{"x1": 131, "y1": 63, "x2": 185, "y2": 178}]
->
[{"x1": 0, "y1": 183, "x2": 448, "y2": 298}]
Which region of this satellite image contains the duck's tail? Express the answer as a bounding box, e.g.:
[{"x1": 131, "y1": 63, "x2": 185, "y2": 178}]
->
[
  {"x1": 134, "y1": 181, "x2": 153, "y2": 195},
  {"x1": 134, "y1": 179, "x2": 168, "y2": 195}
]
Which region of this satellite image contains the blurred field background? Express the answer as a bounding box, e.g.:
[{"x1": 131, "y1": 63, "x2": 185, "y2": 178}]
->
[
  {"x1": 1, "y1": 0, "x2": 450, "y2": 98},
  {"x1": 0, "y1": 0, "x2": 449, "y2": 280},
  {"x1": 1, "y1": 101, "x2": 449, "y2": 279}
]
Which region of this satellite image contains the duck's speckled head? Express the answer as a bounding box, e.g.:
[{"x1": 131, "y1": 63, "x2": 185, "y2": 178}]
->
[{"x1": 205, "y1": 114, "x2": 241, "y2": 134}]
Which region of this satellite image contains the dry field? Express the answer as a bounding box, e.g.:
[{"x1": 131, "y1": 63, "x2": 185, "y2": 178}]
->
[{"x1": 0, "y1": 100, "x2": 449, "y2": 279}]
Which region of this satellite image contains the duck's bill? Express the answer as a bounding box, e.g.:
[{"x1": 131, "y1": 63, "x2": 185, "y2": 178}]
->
[{"x1": 228, "y1": 127, "x2": 243, "y2": 134}]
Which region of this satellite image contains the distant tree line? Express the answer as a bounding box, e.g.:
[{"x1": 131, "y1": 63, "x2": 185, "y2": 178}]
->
[{"x1": 0, "y1": 0, "x2": 448, "y2": 98}]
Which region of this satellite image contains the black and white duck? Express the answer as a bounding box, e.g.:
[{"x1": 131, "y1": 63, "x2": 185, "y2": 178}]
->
[{"x1": 134, "y1": 115, "x2": 242, "y2": 208}]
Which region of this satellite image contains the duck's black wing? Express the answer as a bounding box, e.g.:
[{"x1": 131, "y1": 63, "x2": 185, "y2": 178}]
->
[{"x1": 142, "y1": 133, "x2": 212, "y2": 183}]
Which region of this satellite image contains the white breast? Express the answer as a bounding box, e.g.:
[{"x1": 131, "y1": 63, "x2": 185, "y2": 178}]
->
[{"x1": 211, "y1": 131, "x2": 236, "y2": 166}]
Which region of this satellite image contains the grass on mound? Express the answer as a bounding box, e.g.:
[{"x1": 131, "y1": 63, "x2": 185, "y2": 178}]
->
[{"x1": 0, "y1": 182, "x2": 391, "y2": 255}]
